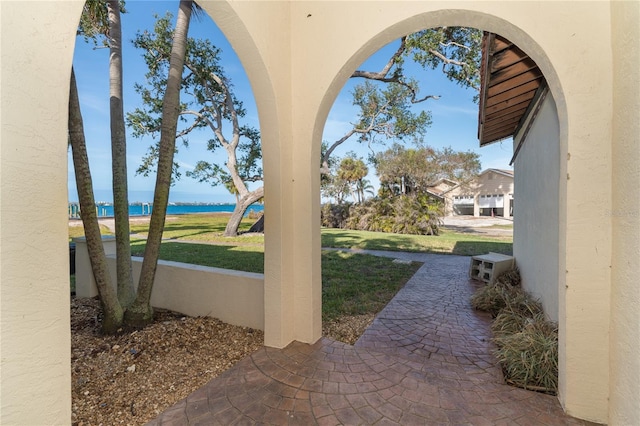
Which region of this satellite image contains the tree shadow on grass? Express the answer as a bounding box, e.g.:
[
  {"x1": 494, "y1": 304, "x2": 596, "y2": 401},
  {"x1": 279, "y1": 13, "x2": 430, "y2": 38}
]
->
[
  {"x1": 130, "y1": 241, "x2": 264, "y2": 274},
  {"x1": 452, "y1": 241, "x2": 512, "y2": 256},
  {"x1": 321, "y1": 228, "x2": 513, "y2": 256}
]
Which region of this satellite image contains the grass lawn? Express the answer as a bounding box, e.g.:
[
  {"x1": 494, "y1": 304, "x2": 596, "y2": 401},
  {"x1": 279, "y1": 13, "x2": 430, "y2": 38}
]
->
[
  {"x1": 130, "y1": 213, "x2": 264, "y2": 245},
  {"x1": 321, "y1": 228, "x2": 512, "y2": 256},
  {"x1": 71, "y1": 213, "x2": 510, "y2": 320},
  {"x1": 130, "y1": 240, "x2": 265, "y2": 273},
  {"x1": 126, "y1": 213, "x2": 512, "y2": 256},
  {"x1": 129, "y1": 239, "x2": 421, "y2": 322}
]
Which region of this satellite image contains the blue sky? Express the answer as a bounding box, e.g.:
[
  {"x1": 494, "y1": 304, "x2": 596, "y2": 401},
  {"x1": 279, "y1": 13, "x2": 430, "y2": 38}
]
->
[{"x1": 69, "y1": 1, "x2": 513, "y2": 204}]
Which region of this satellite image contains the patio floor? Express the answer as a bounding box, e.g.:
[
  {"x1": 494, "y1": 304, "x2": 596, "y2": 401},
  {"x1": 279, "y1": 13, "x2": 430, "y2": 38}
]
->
[{"x1": 147, "y1": 253, "x2": 593, "y2": 425}]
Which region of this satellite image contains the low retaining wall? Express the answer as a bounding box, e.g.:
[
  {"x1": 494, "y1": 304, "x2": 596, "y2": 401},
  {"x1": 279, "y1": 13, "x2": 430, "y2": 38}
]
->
[{"x1": 73, "y1": 238, "x2": 264, "y2": 330}]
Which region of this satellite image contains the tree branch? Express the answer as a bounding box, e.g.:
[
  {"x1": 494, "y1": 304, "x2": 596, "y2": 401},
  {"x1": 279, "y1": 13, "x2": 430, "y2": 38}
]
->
[
  {"x1": 439, "y1": 41, "x2": 471, "y2": 51},
  {"x1": 351, "y1": 36, "x2": 407, "y2": 80}
]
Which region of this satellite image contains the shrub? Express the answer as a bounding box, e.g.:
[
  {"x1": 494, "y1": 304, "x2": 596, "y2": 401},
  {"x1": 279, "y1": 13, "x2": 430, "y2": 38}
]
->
[
  {"x1": 471, "y1": 267, "x2": 558, "y2": 395},
  {"x1": 494, "y1": 317, "x2": 559, "y2": 394},
  {"x1": 491, "y1": 303, "x2": 544, "y2": 340},
  {"x1": 324, "y1": 194, "x2": 443, "y2": 236},
  {"x1": 321, "y1": 202, "x2": 352, "y2": 228},
  {"x1": 471, "y1": 283, "x2": 522, "y2": 317},
  {"x1": 470, "y1": 268, "x2": 522, "y2": 316},
  {"x1": 494, "y1": 268, "x2": 521, "y2": 288}
]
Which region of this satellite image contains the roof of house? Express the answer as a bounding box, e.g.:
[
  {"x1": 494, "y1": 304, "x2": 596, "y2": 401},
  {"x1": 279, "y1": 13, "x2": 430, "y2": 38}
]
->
[
  {"x1": 485, "y1": 168, "x2": 514, "y2": 177},
  {"x1": 477, "y1": 32, "x2": 546, "y2": 146},
  {"x1": 433, "y1": 169, "x2": 513, "y2": 197}
]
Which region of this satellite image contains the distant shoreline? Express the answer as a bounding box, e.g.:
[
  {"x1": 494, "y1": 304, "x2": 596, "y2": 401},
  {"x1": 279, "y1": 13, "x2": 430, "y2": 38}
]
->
[{"x1": 69, "y1": 203, "x2": 263, "y2": 219}]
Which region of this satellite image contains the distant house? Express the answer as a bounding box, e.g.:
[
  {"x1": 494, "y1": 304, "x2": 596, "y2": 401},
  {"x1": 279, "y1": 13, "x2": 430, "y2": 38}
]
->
[{"x1": 428, "y1": 169, "x2": 514, "y2": 218}]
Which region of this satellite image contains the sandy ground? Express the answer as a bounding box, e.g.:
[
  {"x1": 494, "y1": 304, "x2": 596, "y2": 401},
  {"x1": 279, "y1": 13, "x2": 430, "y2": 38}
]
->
[{"x1": 69, "y1": 215, "x2": 161, "y2": 234}]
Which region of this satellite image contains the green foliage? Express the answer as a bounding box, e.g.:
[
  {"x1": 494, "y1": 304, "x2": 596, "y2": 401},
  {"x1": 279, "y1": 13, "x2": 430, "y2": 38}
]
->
[
  {"x1": 375, "y1": 143, "x2": 481, "y2": 195},
  {"x1": 494, "y1": 318, "x2": 559, "y2": 394},
  {"x1": 352, "y1": 81, "x2": 432, "y2": 145},
  {"x1": 127, "y1": 12, "x2": 262, "y2": 189},
  {"x1": 321, "y1": 27, "x2": 482, "y2": 170},
  {"x1": 77, "y1": 0, "x2": 127, "y2": 45},
  {"x1": 321, "y1": 251, "x2": 421, "y2": 322},
  {"x1": 322, "y1": 193, "x2": 443, "y2": 236},
  {"x1": 405, "y1": 27, "x2": 483, "y2": 92},
  {"x1": 336, "y1": 154, "x2": 370, "y2": 203},
  {"x1": 471, "y1": 267, "x2": 558, "y2": 394},
  {"x1": 321, "y1": 203, "x2": 353, "y2": 229}
]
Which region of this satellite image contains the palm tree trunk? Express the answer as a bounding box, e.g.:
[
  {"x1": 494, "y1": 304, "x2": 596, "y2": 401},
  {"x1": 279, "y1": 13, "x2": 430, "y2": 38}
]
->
[
  {"x1": 69, "y1": 67, "x2": 123, "y2": 334},
  {"x1": 107, "y1": 0, "x2": 135, "y2": 308},
  {"x1": 124, "y1": 0, "x2": 193, "y2": 328}
]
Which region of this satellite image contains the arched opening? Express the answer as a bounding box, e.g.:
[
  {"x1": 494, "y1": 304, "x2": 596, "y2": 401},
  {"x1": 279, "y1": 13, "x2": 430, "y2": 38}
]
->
[
  {"x1": 4, "y1": 2, "x2": 631, "y2": 424},
  {"x1": 311, "y1": 7, "x2": 572, "y2": 415},
  {"x1": 66, "y1": 3, "x2": 282, "y2": 422}
]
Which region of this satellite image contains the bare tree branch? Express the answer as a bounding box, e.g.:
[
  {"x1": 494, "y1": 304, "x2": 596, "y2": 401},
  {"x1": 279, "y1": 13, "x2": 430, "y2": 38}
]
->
[{"x1": 351, "y1": 36, "x2": 407, "y2": 80}]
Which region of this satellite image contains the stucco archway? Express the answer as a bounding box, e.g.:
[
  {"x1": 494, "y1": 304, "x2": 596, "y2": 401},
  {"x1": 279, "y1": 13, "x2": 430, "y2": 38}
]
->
[
  {"x1": 3, "y1": 2, "x2": 636, "y2": 424},
  {"x1": 310, "y1": 7, "x2": 572, "y2": 418}
]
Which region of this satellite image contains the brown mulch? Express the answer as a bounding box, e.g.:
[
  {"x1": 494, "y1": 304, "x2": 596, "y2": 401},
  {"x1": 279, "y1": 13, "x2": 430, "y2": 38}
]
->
[{"x1": 71, "y1": 298, "x2": 373, "y2": 425}]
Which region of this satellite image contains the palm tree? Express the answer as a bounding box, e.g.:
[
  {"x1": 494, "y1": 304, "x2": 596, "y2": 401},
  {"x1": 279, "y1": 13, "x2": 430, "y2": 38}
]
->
[
  {"x1": 356, "y1": 178, "x2": 375, "y2": 202},
  {"x1": 72, "y1": 0, "x2": 129, "y2": 333},
  {"x1": 124, "y1": 0, "x2": 196, "y2": 327},
  {"x1": 69, "y1": 68, "x2": 123, "y2": 333},
  {"x1": 107, "y1": 0, "x2": 135, "y2": 308},
  {"x1": 337, "y1": 157, "x2": 369, "y2": 203},
  {"x1": 71, "y1": 0, "x2": 199, "y2": 332}
]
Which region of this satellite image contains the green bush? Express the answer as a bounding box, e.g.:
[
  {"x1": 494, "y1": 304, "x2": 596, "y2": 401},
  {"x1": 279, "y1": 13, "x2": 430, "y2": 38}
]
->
[
  {"x1": 494, "y1": 317, "x2": 559, "y2": 393},
  {"x1": 471, "y1": 282, "x2": 522, "y2": 317},
  {"x1": 322, "y1": 194, "x2": 443, "y2": 236},
  {"x1": 321, "y1": 202, "x2": 352, "y2": 228},
  {"x1": 471, "y1": 268, "x2": 522, "y2": 316},
  {"x1": 471, "y1": 267, "x2": 558, "y2": 394},
  {"x1": 491, "y1": 304, "x2": 544, "y2": 339}
]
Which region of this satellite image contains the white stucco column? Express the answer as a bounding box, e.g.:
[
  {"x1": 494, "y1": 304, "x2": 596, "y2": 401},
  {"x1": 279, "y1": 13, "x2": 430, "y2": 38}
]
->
[
  {"x1": 502, "y1": 195, "x2": 510, "y2": 218},
  {"x1": 555, "y1": 3, "x2": 613, "y2": 420},
  {"x1": 473, "y1": 195, "x2": 480, "y2": 217},
  {"x1": 608, "y1": 1, "x2": 640, "y2": 424},
  {"x1": 0, "y1": 2, "x2": 82, "y2": 424},
  {"x1": 213, "y1": 1, "x2": 322, "y2": 347}
]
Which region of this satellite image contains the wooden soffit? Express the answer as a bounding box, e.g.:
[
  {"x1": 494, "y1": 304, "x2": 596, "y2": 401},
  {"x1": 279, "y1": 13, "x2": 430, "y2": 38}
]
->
[{"x1": 478, "y1": 32, "x2": 545, "y2": 146}]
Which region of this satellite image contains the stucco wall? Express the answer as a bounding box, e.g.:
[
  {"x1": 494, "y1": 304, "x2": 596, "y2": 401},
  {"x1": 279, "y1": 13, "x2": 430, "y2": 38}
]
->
[
  {"x1": 216, "y1": 4, "x2": 618, "y2": 419},
  {"x1": 0, "y1": 1, "x2": 81, "y2": 424},
  {"x1": 73, "y1": 239, "x2": 265, "y2": 330},
  {"x1": 608, "y1": 1, "x2": 640, "y2": 424},
  {"x1": 1, "y1": 1, "x2": 636, "y2": 424},
  {"x1": 513, "y1": 94, "x2": 560, "y2": 322}
]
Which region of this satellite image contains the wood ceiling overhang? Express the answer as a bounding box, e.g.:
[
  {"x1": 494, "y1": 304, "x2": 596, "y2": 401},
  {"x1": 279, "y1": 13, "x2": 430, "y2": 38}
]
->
[{"x1": 478, "y1": 32, "x2": 545, "y2": 146}]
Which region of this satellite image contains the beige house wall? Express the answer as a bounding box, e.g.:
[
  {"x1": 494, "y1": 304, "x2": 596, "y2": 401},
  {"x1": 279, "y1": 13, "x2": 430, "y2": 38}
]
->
[
  {"x1": 1, "y1": 1, "x2": 637, "y2": 424},
  {"x1": 513, "y1": 94, "x2": 560, "y2": 323},
  {"x1": 0, "y1": 1, "x2": 81, "y2": 424},
  {"x1": 608, "y1": 1, "x2": 640, "y2": 425},
  {"x1": 445, "y1": 170, "x2": 514, "y2": 217}
]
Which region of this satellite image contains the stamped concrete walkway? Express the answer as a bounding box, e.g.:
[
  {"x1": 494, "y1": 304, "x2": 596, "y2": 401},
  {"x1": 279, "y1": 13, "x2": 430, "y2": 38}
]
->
[{"x1": 148, "y1": 253, "x2": 592, "y2": 425}]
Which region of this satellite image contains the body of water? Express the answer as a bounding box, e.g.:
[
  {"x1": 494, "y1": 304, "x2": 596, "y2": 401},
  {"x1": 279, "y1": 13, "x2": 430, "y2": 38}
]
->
[{"x1": 69, "y1": 203, "x2": 264, "y2": 218}]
